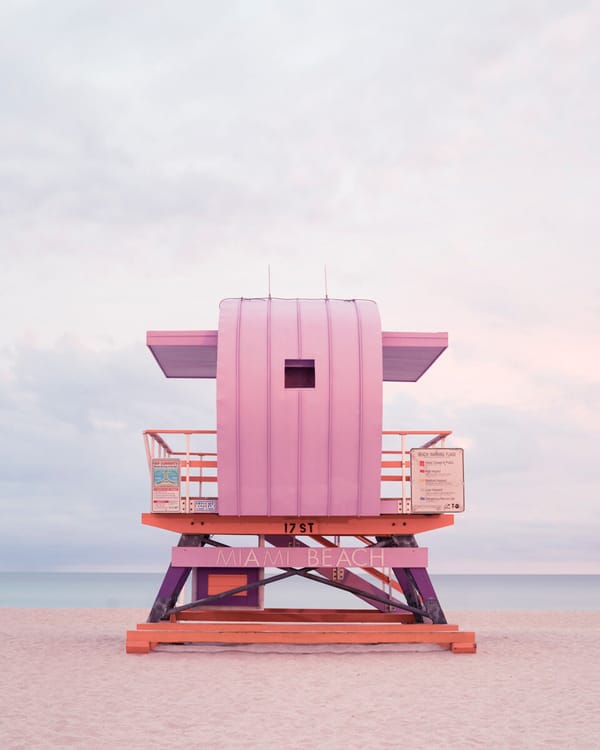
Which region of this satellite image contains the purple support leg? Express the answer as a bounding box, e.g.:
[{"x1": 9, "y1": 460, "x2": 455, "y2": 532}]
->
[
  {"x1": 407, "y1": 567, "x2": 447, "y2": 624},
  {"x1": 147, "y1": 534, "x2": 209, "y2": 622},
  {"x1": 393, "y1": 568, "x2": 424, "y2": 619},
  {"x1": 388, "y1": 534, "x2": 447, "y2": 624}
]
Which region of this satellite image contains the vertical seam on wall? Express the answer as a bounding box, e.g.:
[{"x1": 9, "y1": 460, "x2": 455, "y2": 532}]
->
[
  {"x1": 235, "y1": 298, "x2": 243, "y2": 515},
  {"x1": 266, "y1": 297, "x2": 272, "y2": 516},
  {"x1": 325, "y1": 298, "x2": 333, "y2": 515},
  {"x1": 354, "y1": 300, "x2": 364, "y2": 515},
  {"x1": 296, "y1": 298, "x2": 302, "y2": 516}
]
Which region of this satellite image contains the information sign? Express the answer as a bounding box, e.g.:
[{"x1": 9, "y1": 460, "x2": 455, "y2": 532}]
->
[
  {"x1": 151, "y1": 458, "x2": 181, "y2": 512},
  {"x1": 191, "y1": 498, "x2": 218, "y2": 513},
  {"x1": 410, "y1": 448, "x2": 464, "y2": 513}
]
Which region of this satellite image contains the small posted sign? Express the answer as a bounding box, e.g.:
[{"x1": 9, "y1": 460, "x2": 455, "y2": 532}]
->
[
  {"x1": 410, "y1": 448, "x2": 465, "y2": 513},
  {"x1": 151, "y1": 458, "x2": 181, "y2": 512},
  {"x1": 191, "y1": 498, "x2": 218, "y2": 514}
]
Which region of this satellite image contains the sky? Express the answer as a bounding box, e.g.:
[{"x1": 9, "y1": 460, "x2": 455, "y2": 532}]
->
[{"x1": 1, "y1": 0, "x2": 599, "y2": 574}]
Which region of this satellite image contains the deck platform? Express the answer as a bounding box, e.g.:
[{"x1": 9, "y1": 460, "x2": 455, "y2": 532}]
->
[{"x1": 126, "y1": 608, "x2": 476, "y2": 654}]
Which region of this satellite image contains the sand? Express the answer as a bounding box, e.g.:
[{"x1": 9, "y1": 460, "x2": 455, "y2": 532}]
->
[{"x1": 1, "y1": 609, "x2": 599, "y2": 749}]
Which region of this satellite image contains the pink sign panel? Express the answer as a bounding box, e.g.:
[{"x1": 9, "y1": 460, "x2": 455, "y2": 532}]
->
[{"x1": 172, "y1": 546, "x2": 428, "y2": 568}]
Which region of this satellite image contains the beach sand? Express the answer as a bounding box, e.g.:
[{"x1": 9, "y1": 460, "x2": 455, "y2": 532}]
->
[{"x1": 1, "y1": 609, "x2": 599, "y2": 749}]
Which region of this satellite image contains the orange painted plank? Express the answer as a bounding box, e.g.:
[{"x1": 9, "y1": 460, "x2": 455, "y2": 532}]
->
[
  {"x1": 207, "y1": 574, "x2": 248, "y2": 597},
  {"x1": 127, "y1": 627, "x2": 475, "y2": 646},
  {"x1": 127, "y1": 614, "x2": 476, "y2": 652},
  {"x1": 174, "y1": 609, "x2": 415, "y2": 623},
  {"x1": 125, "y1": 635, "x2": 151, "y2": 654},
  {"x1": 141, "y1": 513, "x2": 454, "y2": 535},
  {"x1": 180, "y1": 476, "x2": 218, "y2": 482},
  {"x1": 135, "y1": 622, "x2": 459, "y2": 633},
  {"x1": 452, "y1": 642, "x2": 477, "y2": 653}
]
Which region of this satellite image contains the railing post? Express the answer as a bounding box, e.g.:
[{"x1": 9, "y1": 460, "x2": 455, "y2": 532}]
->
[
  {"x1": 199, "y1": 453, "x2": 204, "y2": 500},
  {"x1": 144, "y1": 434, "x2": 152, "y2": 474},
  {"x1": 401, "y1": 433, "x2": 406, "y2": 513},
  {"x1": 258, "y1": 534, "x2": 265, "y2": 608},
  {"x1": 185, "y1": 433, "x2": 191, "y2": 507}
]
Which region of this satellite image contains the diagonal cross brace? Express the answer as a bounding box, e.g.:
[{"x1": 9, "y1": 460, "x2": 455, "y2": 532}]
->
[{"x1": 147, "y1": 534, "x2": 209, "y2": 622}]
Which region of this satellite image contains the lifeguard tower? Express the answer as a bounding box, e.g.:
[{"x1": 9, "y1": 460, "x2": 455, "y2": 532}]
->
[{"x1": 126, "y1": 298, "x2": 475, "y2": 653}]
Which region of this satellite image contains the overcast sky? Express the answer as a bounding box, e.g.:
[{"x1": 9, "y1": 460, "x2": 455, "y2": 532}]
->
[{"x1": 1, "y1": 1, "x2": 598, "y2": 574}]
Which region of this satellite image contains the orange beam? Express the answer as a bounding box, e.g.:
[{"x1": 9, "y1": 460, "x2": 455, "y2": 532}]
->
[
  {"x1": 141, "y1": 513, "x2": 454, "y2": 535},
  {"x1": 136, "y1": 622, "x2": 459, "y2": 634},
  {"x1": 173, "y1": 608, "x2": 415, "y2": 623},
  {"x1": 126, "y1": 622, "x2": 476, "y2": 651},
  {"x1": 180, "y1": 476, "x2": 218, "y2": 482},
  {"x1": 179, "y1": 477, "x2": 418, "y2": 483}
]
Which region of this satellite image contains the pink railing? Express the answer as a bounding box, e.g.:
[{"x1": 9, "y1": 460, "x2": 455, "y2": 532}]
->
[{"x1": 143, "y1": 428, "x2": 453, "y2": 514}]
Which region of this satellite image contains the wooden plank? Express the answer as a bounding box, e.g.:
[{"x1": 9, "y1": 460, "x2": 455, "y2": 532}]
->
[
  {"x1": 142, "y1": 513, "x2": 454, "y2": 535},
  {"x1": 207, "y1": 574, "x2": 248, "y2": 597},
  {"x1": 180, "y1": 476, "x2": 218, "y2": 482},
  {"x1": 452, "y1": 642, "x2": 477, "y2": 654},
  {"x1": 174, "y1": 609, "x2": 415, "y2": 623},
  {"x1": 127, "y1": 627, "x2": 475, "y2": 646},
  {"x1": 135, "y1": 622, "x2": 459, "y2": 633},
  {"x1": 127, "y1": 614, "x2": 476, "y2": 652},
  {"x1": 125, "y1": 634, "x2": 151, "y2": 654}
]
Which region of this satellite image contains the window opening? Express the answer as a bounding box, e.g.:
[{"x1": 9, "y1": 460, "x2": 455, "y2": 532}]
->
[{"x1": 285, "y1": 359, "x2": 315, "y2": 388}]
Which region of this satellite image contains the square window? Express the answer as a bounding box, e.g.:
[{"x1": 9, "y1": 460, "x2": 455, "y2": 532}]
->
[{"x1": 285, "y1": 359, "x2": 315, "y2": 388}]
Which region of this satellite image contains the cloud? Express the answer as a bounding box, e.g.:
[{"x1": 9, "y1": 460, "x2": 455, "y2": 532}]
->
[
  {"x1": 0, "y1": 1, "x2": 599, "y2": 572},
  {"x1": 0, "y1": 339, "x2": 215, "y2": 570}
]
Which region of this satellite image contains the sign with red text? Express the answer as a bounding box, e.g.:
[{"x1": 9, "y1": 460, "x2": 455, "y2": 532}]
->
[
  {"x1": 151, "y1": 458, "x2": 181, "y2": 512},
  {"x1": 410, "y1": 448, "x2": 464, "y2": 513}
]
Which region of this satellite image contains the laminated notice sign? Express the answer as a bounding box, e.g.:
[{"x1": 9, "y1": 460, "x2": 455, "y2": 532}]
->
[
  {"x1": 190, "y1": 498, "x2": 218, "y2": 513},
  {"x1": 410, "y1": 448, "x2": 464, "y2": 513},
  {"x1": 151, "y1": 458, "x2": 181, "y2": 512}
]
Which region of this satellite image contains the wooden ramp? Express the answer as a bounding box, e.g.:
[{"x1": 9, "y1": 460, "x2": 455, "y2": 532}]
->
[{"x1": 126, "y1": 608, "x2": 476, "y2": 654}]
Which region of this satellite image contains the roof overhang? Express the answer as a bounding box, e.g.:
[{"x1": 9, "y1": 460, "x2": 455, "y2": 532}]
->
[
  {"x1": 381, "y1": 331, "x2": 448, "y2": 381},
  {"x1": 146, "y1": 330, "x2": 447, "y2": 381},
  {"x1": 147, "y1": 330, "x2": 218, "y2": 378}
]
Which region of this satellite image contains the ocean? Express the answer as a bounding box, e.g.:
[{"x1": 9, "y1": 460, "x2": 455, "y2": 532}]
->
[{"x1": 1, "y1": 572, "x2": 598, "y2": 610}]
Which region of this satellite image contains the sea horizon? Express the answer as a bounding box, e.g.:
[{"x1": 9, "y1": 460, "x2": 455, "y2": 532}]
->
[{"x1": 1, "y1": 571, "x2": 599, "y2": 610}]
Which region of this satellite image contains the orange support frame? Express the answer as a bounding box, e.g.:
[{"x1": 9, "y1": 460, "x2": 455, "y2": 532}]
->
[
  {"x1": 141, "y1": 513, "x2": 455, "y2": 535},
  {"x1": 126, "y1": 610, "x2": 476, "y2": 654},
  {"x1": 131, "y1": 427, "x2": 476, "y2": 654}
]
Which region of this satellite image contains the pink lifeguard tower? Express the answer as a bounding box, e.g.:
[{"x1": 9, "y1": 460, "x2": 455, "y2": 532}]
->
[{"x1": 126, "y1": 298, "x2": 475, "y2": 653}]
